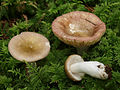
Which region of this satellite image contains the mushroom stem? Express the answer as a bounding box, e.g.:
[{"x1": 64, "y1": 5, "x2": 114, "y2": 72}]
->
[
  {"x1": 76, "y1": 46, "x2": 89, "y2": 55},
  {"x1": 70, "y1": 61, "x2": 109, "y2": 79}
]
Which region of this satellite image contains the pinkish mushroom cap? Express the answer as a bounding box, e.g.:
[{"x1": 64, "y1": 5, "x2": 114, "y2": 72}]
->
[
  {"x1": 52, "y1": 11, "x2": 106, "y2": 47},
  {"x1": 8, "y1": 32, "x2": 50, "y2": 62}
]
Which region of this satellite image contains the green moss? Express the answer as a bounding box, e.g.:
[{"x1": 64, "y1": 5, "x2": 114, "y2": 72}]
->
[{"x1": 0, "y1": 0, "x2": 120, "y2": 89}]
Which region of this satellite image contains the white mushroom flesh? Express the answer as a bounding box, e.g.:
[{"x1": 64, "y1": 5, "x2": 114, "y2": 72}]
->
[
  {"x1": 65, "y1": 55, "x2": 85, "y2": 81},
  {"x1": 70, "y1": 61, "x2": 108, "y2": 79}
]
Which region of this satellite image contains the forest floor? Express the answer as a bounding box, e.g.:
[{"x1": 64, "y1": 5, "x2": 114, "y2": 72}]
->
[{"x1": 0, "y1": 0, "x2": 120, "y2": 90}]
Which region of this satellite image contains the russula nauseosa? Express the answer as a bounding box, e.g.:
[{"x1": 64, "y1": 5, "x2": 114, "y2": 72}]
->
[
  {"x1": 52, "y1": 11, "x2": 106, "y2": 54},
  {"x1": 8, "y1": 32, "x2": 50, "y2": 62},
  {"x1": 65, "y1": 55, "x2": 112, "y2": 81}
]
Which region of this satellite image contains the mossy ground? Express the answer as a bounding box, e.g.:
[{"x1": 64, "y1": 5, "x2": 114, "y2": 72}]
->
[{"x1": 0, "y1": 0, "x2": 120, "y2": 90}]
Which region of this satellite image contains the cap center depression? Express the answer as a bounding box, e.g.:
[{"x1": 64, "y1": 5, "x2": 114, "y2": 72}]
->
[{"x1": 65, "y1": 18, "x2": 95, "y2": 37}]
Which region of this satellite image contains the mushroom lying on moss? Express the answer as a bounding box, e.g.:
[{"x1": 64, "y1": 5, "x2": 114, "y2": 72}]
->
[
  {"x1": 8, "y1": 32, "x2": 50, "y2": 74},
  {"x1": 52, "y1": 11, "x2": 106, "y2": 54},
  {"x1": 65, "y1": 55, "x2": 112, "y2": 81},
  {"x1": 8, "y1": 32, "x2": 50, "y2": 62}
]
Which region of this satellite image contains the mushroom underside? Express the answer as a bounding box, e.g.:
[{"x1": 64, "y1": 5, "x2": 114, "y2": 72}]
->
[{"x1": 65, "y1": 55, "x2": 85, "y2": 81}]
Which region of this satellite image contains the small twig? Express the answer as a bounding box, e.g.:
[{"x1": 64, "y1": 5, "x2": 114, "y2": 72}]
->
[
  {"x1": 24, "y1": 64, "x2": 29, "y2": 76},
  {"x1": 23, "y1": 14, "x2": 28, "y2": 31},
  {"x1": 33, "y1": 13, "x2": 46, "y2": 32},
  {"x1": 81, "y1": 0, "x2": 94, "y2": 12},
  {"x1": 0, "y1": 20, "x2": 9, "y2": 39},
  {"x1": 38, "y1": 13, "x2": 46, "y2": 24},
  {"x1": 85, "y1": 5, "x2": 94, "y2": 12},
  {"x1": 23, "y1": 14, "x2": 28, "y2": 22},
  {"x1": 0, "y1": 19, "x2": 17, "y2": 40}
]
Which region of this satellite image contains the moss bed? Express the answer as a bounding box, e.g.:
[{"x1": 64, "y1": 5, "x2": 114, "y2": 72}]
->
[{"x1": 0, "y1": 0, "x2": 120, "y2": 90}]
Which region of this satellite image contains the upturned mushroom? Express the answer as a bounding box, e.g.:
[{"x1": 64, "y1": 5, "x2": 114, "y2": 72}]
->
[
  {"x1": 65, "y1": 55, "x2": 112, "y2": 81},
  {"x1": 8, "y1": 32, "x2": 50, "y2": 62},
  {"x1": 52, "y1": 11, "x2": 106, "y2": 54}
]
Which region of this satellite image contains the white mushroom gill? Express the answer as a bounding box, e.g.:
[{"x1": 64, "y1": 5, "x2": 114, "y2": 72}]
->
[{"x1": 70, "y1": 61, "x2": 108, "y2": 79}]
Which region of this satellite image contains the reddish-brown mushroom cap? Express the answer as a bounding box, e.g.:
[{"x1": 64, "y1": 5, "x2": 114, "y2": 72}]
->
[
  {"x1": 52, "y1": 11, "x2": 106, "y2": 47},
  {"x1": 65, "y1": 54, "x2": 85, "y2": 81},
  {"x1": 8, "y1": 32, "x2": 50, "y2": 62}
]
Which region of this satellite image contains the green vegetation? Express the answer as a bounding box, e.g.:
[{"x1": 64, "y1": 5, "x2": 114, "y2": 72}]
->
[{"x1": 0, "y1": 0, "x2": 120, "y2": 89}]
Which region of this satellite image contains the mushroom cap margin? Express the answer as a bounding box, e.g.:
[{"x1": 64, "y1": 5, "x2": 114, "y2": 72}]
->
[{"x1": 65, "y1": 54, "x2": 85, "y2": 81}]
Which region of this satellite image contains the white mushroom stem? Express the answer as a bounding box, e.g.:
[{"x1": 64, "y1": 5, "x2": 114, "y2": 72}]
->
[{"x1": 70, "y1": 61, "x2": 108, "y2": 79}]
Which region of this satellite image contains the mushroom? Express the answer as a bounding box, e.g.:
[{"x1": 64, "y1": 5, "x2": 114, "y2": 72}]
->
[
  {"x1": 65, "y1": 55, "x2": 112, "y2": 81},
  {"x1": 52, "y1": 11, "x2": 106, "y2": 54},
  {"x1": 8, "y1": 32, "x2": 50, "y2": 74},
  {"x1": 8, "y1": 32, "x2": 50, "y2": 62}
]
